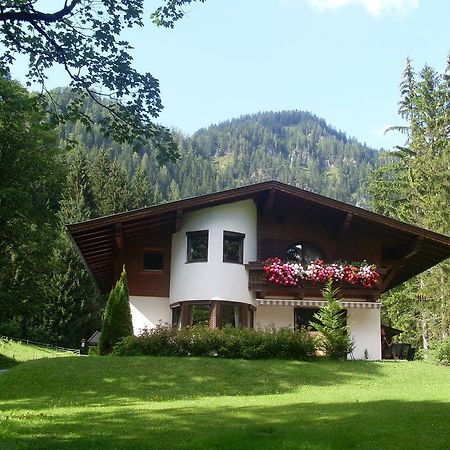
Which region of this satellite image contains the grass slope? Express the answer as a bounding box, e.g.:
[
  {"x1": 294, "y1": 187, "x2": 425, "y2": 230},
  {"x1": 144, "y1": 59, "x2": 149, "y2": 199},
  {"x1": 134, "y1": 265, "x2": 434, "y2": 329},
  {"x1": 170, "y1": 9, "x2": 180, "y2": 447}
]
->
[
  {"x1": 0, "y1": 338, "x2": 72, "y2": 369},
  {"x1": 0, "y1": 357, "x2": 449, "y2": 449}
]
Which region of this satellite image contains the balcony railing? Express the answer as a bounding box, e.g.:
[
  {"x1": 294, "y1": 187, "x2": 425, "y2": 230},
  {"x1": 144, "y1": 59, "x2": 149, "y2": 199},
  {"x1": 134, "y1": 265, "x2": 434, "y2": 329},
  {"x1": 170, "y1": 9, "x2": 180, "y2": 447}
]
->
[{"x1": 245, "y1": 261, "x2": 386, "y2": 301}]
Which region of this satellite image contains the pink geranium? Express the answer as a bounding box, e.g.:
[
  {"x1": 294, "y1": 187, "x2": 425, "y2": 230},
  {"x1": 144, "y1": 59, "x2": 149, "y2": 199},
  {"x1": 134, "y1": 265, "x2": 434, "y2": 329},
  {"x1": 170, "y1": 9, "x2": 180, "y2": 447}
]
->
[{"x1": 262, "y1": 258, "x2": 379, "y2": 288}]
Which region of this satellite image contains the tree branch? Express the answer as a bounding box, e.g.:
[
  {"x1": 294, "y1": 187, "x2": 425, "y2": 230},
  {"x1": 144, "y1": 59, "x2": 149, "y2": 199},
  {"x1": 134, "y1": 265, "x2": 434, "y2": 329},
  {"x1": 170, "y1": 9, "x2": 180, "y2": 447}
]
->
[{"x1": 0, "y1": 0, "x2": 81, "y2": 23}]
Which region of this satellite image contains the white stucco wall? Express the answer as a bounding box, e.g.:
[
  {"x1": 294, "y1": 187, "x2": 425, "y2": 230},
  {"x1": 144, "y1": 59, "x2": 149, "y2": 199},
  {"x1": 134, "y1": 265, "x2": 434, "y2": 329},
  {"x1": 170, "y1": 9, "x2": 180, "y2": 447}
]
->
[
  {"x1": 129, "y1": 295, "x2": 171, "y2": 335},
  {"x1": 170, "y1": 199, "x2": 257, "y2": 304},
  {"x1": 347, "y1": 307, "x2": 381, "y2": 360},
  {"x1": 255, "y1": 305, "x2": 295, "y2": 328},
  {"x1": 254, "y1": 301, "x2": 382, "y2": 360}
]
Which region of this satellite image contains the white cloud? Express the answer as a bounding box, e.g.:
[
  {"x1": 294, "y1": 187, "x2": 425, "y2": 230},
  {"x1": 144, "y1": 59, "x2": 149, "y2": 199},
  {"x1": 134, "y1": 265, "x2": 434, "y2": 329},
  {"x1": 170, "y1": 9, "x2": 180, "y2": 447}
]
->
[{"x1": 306, "y1": 0, "x2": 419, "y2": 18}]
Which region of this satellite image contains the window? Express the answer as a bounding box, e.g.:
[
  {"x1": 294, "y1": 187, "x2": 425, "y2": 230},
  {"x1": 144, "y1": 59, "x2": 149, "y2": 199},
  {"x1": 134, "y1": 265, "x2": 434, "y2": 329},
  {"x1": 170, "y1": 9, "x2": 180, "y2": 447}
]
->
[
  {"x1": 283, "y1": 242, "x2": 324, "y2": 265},
  {"x1": 295, "y1": 308, "x2": 319, "y2": 331},
  {"x1": 172, "y1": 305, "x2": 181, "y2": 328},
  {"x1": 187, "y1": 231, "x2": 208, "y2": 263},
  {"x1": 294, "y1": 307, "x2": 347, "y2": 331},
  {"x1": 143, "y1": 251, "x2": 164, "y2": 271},
  {"x1": 190, "y1": 304, "x2": 211, "y2": 326},
  {"x1": 221, "y1": 303, "x2": 241, "y2": 328},
  {"x1": 249, "y1": 308, "x2": 254, "y2": 329},
  {"x1": 223, "y1": 231, "x2": 245, "y2": 264}
]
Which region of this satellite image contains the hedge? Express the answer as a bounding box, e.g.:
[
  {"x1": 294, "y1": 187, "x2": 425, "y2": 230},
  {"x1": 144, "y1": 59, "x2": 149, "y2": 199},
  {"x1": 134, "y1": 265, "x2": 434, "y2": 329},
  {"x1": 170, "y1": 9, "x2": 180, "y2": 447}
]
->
[{"x1": 112, "y1": 324, "x2": 318, "y2": 360}]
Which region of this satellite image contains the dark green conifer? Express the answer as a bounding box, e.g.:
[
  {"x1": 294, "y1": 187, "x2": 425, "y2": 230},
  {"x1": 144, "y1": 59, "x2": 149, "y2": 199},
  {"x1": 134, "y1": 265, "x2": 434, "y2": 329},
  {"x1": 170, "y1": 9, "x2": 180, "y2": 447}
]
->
[
  {"x1": 311, "y1": 280, "x2": 354, "y2": 359},
  {"x1": 99, "y1": 268, "x2": 133, "y2": 355}
]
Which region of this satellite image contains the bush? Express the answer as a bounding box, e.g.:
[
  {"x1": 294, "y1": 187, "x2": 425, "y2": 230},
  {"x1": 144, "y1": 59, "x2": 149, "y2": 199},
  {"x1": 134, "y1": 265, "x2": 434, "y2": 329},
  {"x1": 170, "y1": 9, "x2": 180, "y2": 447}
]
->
[
  {"x1": 434, "y1": 337, "x2": 450, "y2": 366},
  {"x1": 88, "y1": 345, "x2": 100, "y2": 356},
  {"x1": 113, "y1": 324, "x2": 317, "y2": 360},
  {"x1": 99, "y1": 268, "x2": 133, "y2": 355}
]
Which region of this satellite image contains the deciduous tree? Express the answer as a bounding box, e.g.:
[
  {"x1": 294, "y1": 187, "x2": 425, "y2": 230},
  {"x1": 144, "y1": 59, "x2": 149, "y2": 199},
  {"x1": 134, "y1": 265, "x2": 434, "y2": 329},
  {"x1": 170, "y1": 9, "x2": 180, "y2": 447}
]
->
[
  {"x1": 0, "y1": 0, "x2": 203, "y2": 162},
  {"x1": 0, "y1": 76, "x2": 64, "y2": 337}
]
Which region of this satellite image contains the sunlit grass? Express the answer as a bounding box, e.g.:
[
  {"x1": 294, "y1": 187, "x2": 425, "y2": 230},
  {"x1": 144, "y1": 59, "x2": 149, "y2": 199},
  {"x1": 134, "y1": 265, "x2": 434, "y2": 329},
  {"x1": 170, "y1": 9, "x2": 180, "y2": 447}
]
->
[
  {"x1": 0, "y1": 338, "x2": 73, "y2": 369},
  {"x1": 0, "y1": 357, "x2": 449, "y2": 449}
]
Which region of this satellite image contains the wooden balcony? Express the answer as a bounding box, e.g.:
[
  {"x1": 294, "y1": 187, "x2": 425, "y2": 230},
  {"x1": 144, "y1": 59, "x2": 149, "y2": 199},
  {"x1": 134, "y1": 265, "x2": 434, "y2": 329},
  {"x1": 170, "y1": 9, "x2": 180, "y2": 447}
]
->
[{"x1": 245, "y1": 262, "x2": 386, "y2": 301}]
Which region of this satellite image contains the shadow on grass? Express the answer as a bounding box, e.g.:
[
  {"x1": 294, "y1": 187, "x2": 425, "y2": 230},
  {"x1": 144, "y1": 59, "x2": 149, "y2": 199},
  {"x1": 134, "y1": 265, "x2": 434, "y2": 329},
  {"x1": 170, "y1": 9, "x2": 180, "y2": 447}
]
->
[
  {"x1": 0, "y1": 399, "x2": 449, "y2": 449},
  {"x1": 0, "y1": 354, "x2": 18, "y2": 370},
  {"x1": 0, "y1": 356, "x2": 383, "y2": 408}
]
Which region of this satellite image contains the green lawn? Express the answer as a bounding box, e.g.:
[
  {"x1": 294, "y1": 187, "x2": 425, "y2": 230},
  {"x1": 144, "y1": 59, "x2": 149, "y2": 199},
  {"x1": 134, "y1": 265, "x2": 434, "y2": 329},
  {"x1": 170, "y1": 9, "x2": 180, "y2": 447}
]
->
[
  {"x1": 0, "y1": 338, "x2": 72, "y2": 369},
  {"x1": 0, "y1": 356, "x2": 449, "y2": 449}
]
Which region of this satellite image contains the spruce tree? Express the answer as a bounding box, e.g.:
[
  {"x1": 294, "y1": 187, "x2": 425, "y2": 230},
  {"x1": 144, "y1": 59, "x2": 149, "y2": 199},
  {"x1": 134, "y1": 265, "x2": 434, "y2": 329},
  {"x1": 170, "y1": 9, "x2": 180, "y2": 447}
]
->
[
  {"x1": 312, "y1": 280, "x2": 354, "y2": 359},
  {"x1": 39, "y1": 149, "x2": 102, "y2": 347},
  {"x1": 168, "y1": 179, "x2": 181, "y2": 201},
  {"x1": 369, "y1": 57, "x2": 450, "y2": 350},
  {"x1": 99, "y1": 268, "x2": 133, "y2": 355},
  {"x1": 131, "y1": 163, "x2": 152, "y2": 209}
]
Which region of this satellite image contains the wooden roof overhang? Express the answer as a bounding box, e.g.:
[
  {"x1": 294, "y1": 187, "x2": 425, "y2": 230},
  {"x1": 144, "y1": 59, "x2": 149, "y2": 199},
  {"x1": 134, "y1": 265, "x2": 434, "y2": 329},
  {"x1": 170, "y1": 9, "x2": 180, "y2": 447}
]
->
[{"x1": 67, "y1": 180, "x2": 450, "y2": 294}]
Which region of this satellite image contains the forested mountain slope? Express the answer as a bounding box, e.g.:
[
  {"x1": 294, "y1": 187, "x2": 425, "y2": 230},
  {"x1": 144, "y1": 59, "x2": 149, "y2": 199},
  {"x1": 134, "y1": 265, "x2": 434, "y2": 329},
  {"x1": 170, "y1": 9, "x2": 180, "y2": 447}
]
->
[
  {"x1": 189, "y1": 111, "x2": 379, "y2": 205},
  {"x1": 56, "y1": 89, "x2": 380, "y2": 210}
]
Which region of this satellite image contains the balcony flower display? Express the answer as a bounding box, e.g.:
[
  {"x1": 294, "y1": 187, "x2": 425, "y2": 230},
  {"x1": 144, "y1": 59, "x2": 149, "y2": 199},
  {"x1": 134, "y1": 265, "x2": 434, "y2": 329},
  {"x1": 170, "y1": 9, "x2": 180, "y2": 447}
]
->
[{"x1": 262, "y1": 258, "x2": 379, "y2": 288}]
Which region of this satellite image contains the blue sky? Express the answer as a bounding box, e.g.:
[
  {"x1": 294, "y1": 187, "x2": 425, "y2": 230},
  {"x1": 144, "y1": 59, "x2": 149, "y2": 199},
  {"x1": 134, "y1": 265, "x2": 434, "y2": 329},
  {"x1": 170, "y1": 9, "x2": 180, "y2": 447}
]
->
[{"x1": 11, "y1": 0, "x2": 450, "y2": 150}]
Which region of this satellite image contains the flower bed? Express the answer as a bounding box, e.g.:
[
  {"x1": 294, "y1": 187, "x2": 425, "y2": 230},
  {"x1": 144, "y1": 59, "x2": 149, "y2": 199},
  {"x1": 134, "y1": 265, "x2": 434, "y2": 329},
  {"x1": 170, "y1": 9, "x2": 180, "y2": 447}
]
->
[{"x1": 262, "y1": 258, "x2": 380, "y2": 288}]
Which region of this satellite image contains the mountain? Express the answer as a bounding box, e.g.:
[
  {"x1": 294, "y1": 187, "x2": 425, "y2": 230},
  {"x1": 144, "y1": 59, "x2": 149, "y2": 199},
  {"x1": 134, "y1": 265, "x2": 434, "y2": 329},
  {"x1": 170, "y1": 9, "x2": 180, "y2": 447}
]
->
[
  {"x1": 56, "y1": 89, "x2": 380, "y2": 210},
  {"x1": 188, "y1": 111, "x2": 379, "y2": 206}
]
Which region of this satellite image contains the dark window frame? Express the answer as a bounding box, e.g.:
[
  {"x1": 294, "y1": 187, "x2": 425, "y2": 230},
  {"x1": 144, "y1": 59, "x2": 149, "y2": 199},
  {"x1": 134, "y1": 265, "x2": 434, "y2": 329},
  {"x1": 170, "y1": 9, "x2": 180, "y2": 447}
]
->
[
  {"x1": 186, "y1": 230, "x2": 209, "y2": 263},
  {"x1": 223, "y1": 230, "x2": 245, "y2": 264},
  {"x1": 142, "y1": 247, "x2": 165, "y2": 273},
  {"x1": 171, "y1": 304, "x2": 181, "y2": 328}
]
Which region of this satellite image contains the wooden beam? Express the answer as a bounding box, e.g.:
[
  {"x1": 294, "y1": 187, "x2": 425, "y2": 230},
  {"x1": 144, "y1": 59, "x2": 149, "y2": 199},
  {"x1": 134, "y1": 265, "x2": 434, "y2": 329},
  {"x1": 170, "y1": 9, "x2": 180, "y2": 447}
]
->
[
  {"x1": 115, "y1": 222, "x2": 124, "y2": 250},
  {"x1": 85, "y1": 254, "x2": 114, "y2": 264},
  {"x1": 75, "y1": 234, "x2": 115, "y2": 247},
  {"x1": 380, "y1": 237, "x2": 423, "y2": 291},
  {"x1": 404, "y1": 236, "x2": 423, "y2": 260},
  {"x1": 88, "y1": 259, "x2": 114, "y2": 268},
  {"x1": 83, "y1": 246, "x2": 114, "y2": 257},
  {"x1": 78, "y1": 242, "x2": 115, "y2": 252},
  {"x1": 122, "y1": 217, "x2": 175, "y2": 233},
  {"x1": 72, "y1": 227, "x2": 114, "y2": 240},
  {"x1": 262, "y1": 188, "x2": 276, "y2": 216},
  {"x1": 380, "y1": 262, "x2": 403, "y2": 292},
  {"x1": 337, "y1": 212, "x2": 353, "y2": 239}
]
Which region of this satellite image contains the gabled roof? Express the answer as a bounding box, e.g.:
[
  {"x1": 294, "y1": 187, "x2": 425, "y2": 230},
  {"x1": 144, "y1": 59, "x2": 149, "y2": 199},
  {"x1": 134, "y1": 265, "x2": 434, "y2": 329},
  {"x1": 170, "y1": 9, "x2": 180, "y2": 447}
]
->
[{"x1": 68, "y1": 180, "x2": 450, "y2": 293}]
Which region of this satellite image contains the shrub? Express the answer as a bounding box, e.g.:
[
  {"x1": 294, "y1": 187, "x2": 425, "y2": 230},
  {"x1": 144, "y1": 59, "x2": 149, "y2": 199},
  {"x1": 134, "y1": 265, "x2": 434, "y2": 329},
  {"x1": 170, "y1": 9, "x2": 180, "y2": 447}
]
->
[
  {"x1": 88, "y1": 345, "x2": 100, "y2": 356},
  {"x1": 434, "y1": 337, "x2": 450, "y2": 366},
  {"x1": 99, "y1": 268, "x2": 133, "y2": 355},
  {"x1": 311, "y1": 279, "x2": 354, "y2": 359},
  {"x1": 112, "y1": 324, "x2": 317, "y2": 360}
]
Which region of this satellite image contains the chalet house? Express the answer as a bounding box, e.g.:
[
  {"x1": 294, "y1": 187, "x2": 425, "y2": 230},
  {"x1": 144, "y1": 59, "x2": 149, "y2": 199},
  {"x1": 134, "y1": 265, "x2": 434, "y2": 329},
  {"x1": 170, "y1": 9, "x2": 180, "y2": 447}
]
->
[{"x1": 68, "y1": 181, "x2": 450, "y2": 360}]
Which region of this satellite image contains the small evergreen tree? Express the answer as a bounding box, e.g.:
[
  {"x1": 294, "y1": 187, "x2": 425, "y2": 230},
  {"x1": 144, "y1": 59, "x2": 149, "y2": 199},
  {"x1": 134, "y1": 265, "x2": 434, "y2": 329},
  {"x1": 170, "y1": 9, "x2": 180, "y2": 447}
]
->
[
  {"x1": 99, "y1": 268, "x2": 133, "y2": 355},
  {"x1": 312, "y1": 280, "x2": 354, "y2": 359}
]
